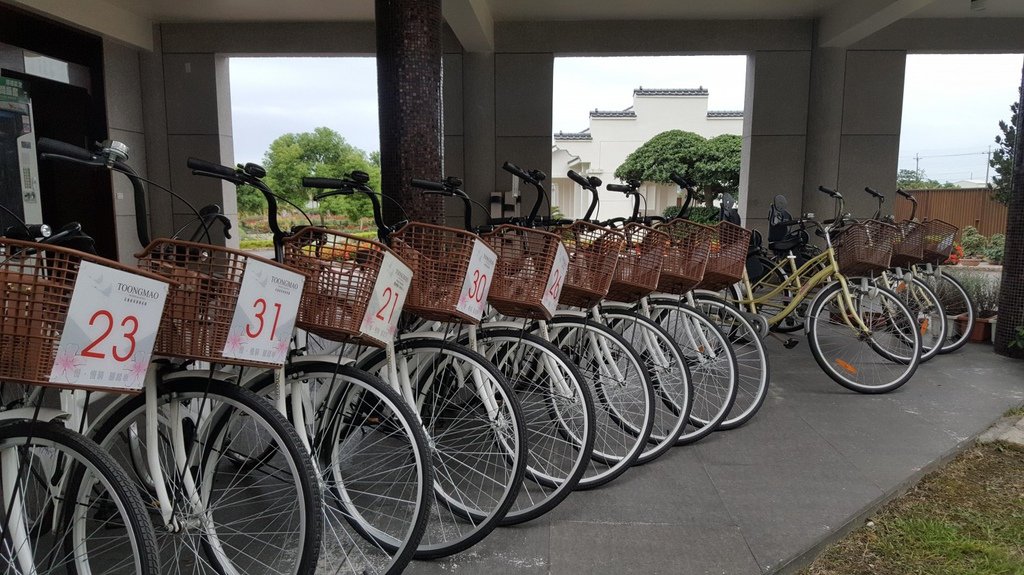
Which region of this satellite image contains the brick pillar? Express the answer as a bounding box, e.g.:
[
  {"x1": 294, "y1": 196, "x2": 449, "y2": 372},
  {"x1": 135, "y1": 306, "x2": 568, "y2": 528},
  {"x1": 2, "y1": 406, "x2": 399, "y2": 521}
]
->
[
  {"x1": 995, "y1": 62, "x2": 1024, "y2": 358},
  {"x1": 375, "y1": 0, "x2": 444, "y2": 225}
]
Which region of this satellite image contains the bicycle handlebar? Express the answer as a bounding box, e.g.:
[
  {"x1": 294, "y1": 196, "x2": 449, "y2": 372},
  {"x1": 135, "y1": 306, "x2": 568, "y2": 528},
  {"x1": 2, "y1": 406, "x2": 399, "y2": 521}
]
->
[
  {"x1": 606, "y1": 183, "x2": 632, "y2": 193},
  {"x1": 864, "y1": 186, "x2": 884, "y2": 199},
  {"x1": 37, "y1": 138, "x2": 96, "y2": 162}
]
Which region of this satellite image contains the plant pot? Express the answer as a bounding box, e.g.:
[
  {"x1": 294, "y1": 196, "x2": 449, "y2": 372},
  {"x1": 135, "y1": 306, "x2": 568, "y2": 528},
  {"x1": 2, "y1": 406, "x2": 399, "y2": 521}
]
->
[
  {"x1": 961, "y1": 315, "x2": 996, "y2": 343},
  {"x1": 960, "y1": 258, "x2": 983, "y2": 267}
]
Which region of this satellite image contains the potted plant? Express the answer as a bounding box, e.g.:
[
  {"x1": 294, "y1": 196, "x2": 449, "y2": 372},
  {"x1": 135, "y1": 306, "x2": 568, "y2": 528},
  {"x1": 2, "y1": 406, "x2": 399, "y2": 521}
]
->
[
  {"x1": 958, "y1": 227, "x2": 987, "y2": 267},
  {"x1": 950, "y1": 271, "x2": 998, "y2": 342}
]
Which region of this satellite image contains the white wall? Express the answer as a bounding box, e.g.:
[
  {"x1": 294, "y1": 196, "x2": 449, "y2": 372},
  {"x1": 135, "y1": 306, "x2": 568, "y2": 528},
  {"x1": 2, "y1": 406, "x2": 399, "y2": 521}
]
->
[{"x1": 552, "y1": 90, "x2": 742, "y2": 220}]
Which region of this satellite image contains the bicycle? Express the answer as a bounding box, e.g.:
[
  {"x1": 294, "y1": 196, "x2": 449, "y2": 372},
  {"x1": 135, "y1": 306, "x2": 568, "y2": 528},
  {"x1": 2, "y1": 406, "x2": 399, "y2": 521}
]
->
[
  {"x1": 730, "y1": 185, "x2": 922, "y2": 393},
  {"x1": 35, "y1": 139, "x2": 324, "y2": 574},
  {"x1": 1, "y1": 229, "x2": 161, "y2": 574}
]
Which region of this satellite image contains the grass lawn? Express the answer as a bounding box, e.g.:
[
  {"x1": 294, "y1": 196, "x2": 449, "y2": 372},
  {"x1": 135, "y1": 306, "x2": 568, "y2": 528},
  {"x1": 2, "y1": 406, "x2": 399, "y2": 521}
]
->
[{"x1": 801, "y1": 440, "x2": 1024, "y2": 575}]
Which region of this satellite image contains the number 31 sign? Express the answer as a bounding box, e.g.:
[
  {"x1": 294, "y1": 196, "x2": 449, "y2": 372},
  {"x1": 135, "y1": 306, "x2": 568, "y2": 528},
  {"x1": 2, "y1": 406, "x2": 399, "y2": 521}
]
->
[{"x1": 222, "y1": 259, "x2": 305, "y2": 365}]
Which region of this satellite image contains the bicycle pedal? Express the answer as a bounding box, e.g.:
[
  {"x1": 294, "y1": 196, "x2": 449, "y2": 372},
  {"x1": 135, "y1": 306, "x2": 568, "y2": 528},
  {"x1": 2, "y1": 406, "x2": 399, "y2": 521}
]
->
[{"x1": 783, "y1": 338, "x2": 799, "y2": 349}]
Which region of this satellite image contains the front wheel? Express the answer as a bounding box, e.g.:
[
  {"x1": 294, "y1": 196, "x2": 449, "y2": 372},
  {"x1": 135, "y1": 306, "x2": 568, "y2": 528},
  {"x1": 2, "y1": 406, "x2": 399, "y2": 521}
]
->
[
  {"x1": 357, "y1": 339, "x2": 527, "y2": 559},
  {"x1": 0, "y1": 419, "x2": 160, "y2": 575},
  {"x1": 91, "y1": 378, "x2": 323, "y2": 574},
  {"x1": 806, "y1": 281, "x2": 921, "y2": 393}
]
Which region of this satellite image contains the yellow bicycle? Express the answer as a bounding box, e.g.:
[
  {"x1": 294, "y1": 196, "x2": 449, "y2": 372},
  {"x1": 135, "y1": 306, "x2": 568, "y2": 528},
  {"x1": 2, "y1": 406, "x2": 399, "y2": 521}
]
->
[{"x1": 731, "y1": 186, "x2": 922, "y2": 393}]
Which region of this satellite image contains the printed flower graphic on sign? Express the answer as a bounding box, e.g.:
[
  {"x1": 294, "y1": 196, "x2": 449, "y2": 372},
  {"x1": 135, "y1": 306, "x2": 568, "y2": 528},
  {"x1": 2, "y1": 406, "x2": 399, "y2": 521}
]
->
[
  {"x1": 53, "y1": 351, "x2": 82, "y2": 378},
  {"x1": 128, "y1": 358, "x2": 149, "y2": 382},
  {"x1": 225, "y1": 331, "x2": 245, "y2": 352},
  {"x1": 274, "y1": 339, "x2": 290, "y2": 355}
]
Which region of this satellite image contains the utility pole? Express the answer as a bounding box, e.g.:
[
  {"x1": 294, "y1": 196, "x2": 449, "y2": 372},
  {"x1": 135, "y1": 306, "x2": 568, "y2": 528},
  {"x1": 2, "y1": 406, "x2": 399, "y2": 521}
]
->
[
  {"x1": 985, "y1": 145, "x2": 992, "y2": 184},
  {"x1": 915, "y1": 153, "x2": 921, "y2": 180}
]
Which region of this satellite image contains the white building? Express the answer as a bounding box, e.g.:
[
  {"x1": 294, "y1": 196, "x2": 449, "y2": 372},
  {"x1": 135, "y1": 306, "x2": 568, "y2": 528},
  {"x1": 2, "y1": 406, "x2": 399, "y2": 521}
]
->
[{"x1": 550, "y1": 87, "x2": 743, "y2": 220}]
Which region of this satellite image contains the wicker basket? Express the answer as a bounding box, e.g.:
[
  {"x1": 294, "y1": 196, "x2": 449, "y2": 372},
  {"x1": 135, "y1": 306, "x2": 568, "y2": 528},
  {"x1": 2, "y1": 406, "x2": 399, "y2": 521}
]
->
[
  {"x1": 1, "y1": 238, "x2": 169, "y2": 390},
  {"x1": 552, "y1": 222, "x2": 625, "y2": 309},
  {"x1": 282, "y1": 227, "x2": 394, "y2": 347},
  {"x1": 137, "y1": 239, "x2": 292, "y2": 368},
  {"x1": 654, "y1": 219, "x2": 714, "y2": 294},
  {"x1": 605, "y1": 224, "x2": 671, "y2": 302},
  {"x1": 482, "y1": 225, "x2": 563, "y2": 320},
  {"x1": 695, "y1": 221, "x2": 752, "y2": 292},
  {"x1": 889, "y1": 220, "x2": 924, "y2": 269},
  {"x1": 390, "y1": 222, "x2": 486, "y2": 324},
  {"x1": 833, "y1": 221, "x2": 899, "y2": 276},
  {"x1": 920, "y1": 219, "x2": 959, "y2": 265}
]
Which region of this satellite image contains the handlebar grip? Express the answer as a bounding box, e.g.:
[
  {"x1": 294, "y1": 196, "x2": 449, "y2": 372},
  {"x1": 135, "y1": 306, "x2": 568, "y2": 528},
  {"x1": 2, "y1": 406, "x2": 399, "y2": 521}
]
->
[
  {"x1": 501, "y1": 161, "x2": 532, "y2": 182},
  {"x1": 187, "y1": 157, "x2": 237, "y2": 178},
  {"x1": 864, "y1": 186, "x2": 884, "y2": 198},
  {"x1": 669, "y1": 172, "x2": 687, "y2": 187},
  {"x1": 606, "y1": 183, "x2": 632, "y2": 192},
  {"x1": 818, "y1": 185, "x2": 837, "y2": 196},
  {"x1": 567, "y1": 170, "x2": 591, "y2": 188},
  {"x1": 777, "y1": 219, "x2": 801, "y2": 227},
  {"x1": 303, "y1": 177, "x2": 346, "y2": 189},
  {"x1": 896, "y1": 188, "x2": 912, "y2": 199},
  {"x1": 410, "y1": 178, "x2": 446, "y2": 192},
  {"x1": 37, "y1": 138, "x2": 95, "y2": 162}
]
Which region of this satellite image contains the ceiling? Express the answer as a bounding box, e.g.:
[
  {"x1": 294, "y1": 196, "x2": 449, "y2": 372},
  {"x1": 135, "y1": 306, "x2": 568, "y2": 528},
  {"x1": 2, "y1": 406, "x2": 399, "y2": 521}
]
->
[
  {"x1": 36, "y1": 0, "x2": 1024, "y2": 24},
  {"x1": 6, "y1": 0, "x2": 1024, "y2": 51}
]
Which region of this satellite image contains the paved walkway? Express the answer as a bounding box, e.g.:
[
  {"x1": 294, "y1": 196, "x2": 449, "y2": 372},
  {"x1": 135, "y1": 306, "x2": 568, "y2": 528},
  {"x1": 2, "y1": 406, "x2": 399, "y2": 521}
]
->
[{"x1": 409, "y1": 340, "x2": 1024, "y2": 575}]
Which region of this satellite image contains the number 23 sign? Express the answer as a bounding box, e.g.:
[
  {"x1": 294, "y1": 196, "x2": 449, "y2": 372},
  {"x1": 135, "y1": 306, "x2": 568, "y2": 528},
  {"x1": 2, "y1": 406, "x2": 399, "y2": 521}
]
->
[{"x1": 49, "y1": 261, "x2": 169, "y2": 392}]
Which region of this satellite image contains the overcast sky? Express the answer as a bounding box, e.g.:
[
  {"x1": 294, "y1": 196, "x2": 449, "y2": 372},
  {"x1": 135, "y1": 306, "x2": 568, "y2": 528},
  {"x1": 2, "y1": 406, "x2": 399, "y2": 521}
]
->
[{"x1": 230, "y1": 53, "x2": 1023, "y2": 185}]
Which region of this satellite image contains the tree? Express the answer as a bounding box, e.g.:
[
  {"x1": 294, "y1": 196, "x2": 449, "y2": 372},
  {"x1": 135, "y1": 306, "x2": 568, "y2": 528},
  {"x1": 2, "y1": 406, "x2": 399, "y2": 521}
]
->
[
  {"x1": 615, "y1": 130, "x2": 741, "y2": 206},
  {"x1": 989, "y1": 93, "x2": 1018, "y2": 205},
  {"x1": 896, "y1": 168, "x2": 958, "y2": 190},
  {"x1": 238, "y1": 127, "x2": 380, "y2": 222}
]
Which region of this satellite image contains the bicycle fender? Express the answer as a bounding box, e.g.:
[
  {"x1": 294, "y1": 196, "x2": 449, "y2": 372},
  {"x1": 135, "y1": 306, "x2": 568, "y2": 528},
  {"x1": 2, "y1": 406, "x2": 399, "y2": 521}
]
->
[{"x1": 0, "y1": 408, "x2": 69, "y2": 423}]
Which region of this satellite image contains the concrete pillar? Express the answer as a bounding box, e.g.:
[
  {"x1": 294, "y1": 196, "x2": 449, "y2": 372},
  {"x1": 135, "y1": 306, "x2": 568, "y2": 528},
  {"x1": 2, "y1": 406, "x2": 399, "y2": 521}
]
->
[
  {"x1": 738, "y1": 50, "x2": 812, "y2": 235},
  {"x1": 803, "y1": 48, "x2": 907, "y2": 222},
  {"x1": 103, "y1": 38, "x2": 149, "y2": 261},
  {"x1": 493, "y1": 52, "x2": 554, "y2": 220},
  {"x1": 141, "y1": 26, "x2": 238, "y2": 248}
]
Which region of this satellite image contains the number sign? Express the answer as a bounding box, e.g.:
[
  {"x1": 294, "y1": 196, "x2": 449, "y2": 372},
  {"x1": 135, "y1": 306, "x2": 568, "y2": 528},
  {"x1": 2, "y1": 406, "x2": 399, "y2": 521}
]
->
[
  {"x1": 359, "y1": 251, "x2": 413, "y2": 345},
  {"x1": 540, "y1": 243, "x2": 570, "y2": 316},
  {"x1": 222, "y1": 259, "x2": 305, "y2": 365},
  {"x1": 49, "y1": 261, "x2": 169, "y2": 392},
  {"x1": 455, "y1": 239, "x2": 498, "y2": 321}
]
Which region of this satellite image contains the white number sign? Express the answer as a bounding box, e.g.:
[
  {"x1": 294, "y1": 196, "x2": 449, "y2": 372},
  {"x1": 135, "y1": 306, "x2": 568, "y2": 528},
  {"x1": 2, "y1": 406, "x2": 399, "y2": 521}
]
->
[
  {"x1": 222, "y1": 259, "x2": 305, "y2": 365},
  {"x1": 455, "y1": 239, "x2": 498, "y2": 321},
  {"x1": 359, "y1": 251, "x2": 413, "y2": 345},
  {"x1": 540, "y1": 243, "x2": 570, "y2": 316},
  {"x1": 49, "y1": 260, "x2": 169, "y2": 392}
]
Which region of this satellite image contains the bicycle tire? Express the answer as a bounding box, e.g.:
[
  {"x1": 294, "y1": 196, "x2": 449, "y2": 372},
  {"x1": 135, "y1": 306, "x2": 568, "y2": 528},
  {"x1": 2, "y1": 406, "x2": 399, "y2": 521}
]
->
[
  {"x1": 90, "y1": 378, "x2": 323, "y2": 574},
  {"x1": 0, "y1": 418, "x2": 160, "y2": 575},
  {"x1": 542, "y1": 317, "x2": 655, "y2": 489},
  {"x1": 806, "y1": 281, "x2": 921, "y2": 393},
  {"x1": 880, "y1": 273, "x2": 946, "y2": 363},
  {"x1": 470, "y1": 327, "x2": 595, "y2": 525},
  {"x1": 356, "y1": 338, "x2": 527, "y2": 559},
  {"x1": 646, "y1": 298, "x2": 739, "y2": 444},
  {"x1": 598, "y1": 310, "x2": 692, "y2": 465},
  {"x1": 689, "y1": 294, "x2": 771, "y2": 430},
  {"x1": 920, "y1": 269, "x2": 975, "y2": 354},
  {"x1": 244, "y1": 361, "x2": 432, "y2": 575}
]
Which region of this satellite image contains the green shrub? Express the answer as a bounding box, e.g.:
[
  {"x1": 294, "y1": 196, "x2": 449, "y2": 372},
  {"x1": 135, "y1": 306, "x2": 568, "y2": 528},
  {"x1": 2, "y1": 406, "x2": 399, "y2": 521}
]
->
[
  {"x1": 984, "y1": 233, "x2": 1005, "y2": 264},
  {"x1": 958, "y1": 226, "x2": 988, "y2": 257},
  {"x1": 663, "y1": 204, "x2": 720, "y2": 224},
  {"x1": 948, "y1": 270, "x2": 1000, "y2": 317}
]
